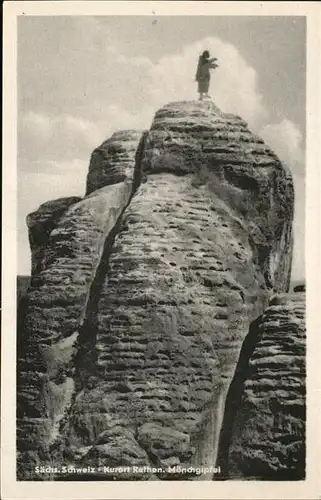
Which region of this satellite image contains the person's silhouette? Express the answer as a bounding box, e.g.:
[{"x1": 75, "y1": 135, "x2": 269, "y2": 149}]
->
[{"x1": 195, "y1": 50, "x2": 219, "y2": 100}]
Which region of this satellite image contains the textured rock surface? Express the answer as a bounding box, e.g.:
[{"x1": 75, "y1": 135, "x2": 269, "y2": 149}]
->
[
  {"x1": 17, "y1": 101, "x2": 297, "y2": 481},
  {"x1": 17, "y1": 181, "x2": 134, "y2": 479},
  {"x1": 27, "y1": 197, "x2": 81, "y2": 277},
  {"x1": 142, "y1": 102, "x2": 294, "y2": 291},
  {"x1": 61, "y1": 101, "x2": 294, "y2": 480},
  {"x1": 17, "y1": 275, "x2": 30, "y2": 303},
  {"x1": 217, "y1": 292, "x2": 305, "y2": 479},
  {"x1": 86, "y1": 130, "x2": 143, "y2": 195}
]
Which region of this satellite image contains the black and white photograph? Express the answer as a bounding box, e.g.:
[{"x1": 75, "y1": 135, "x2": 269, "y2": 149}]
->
[{"x1": 2, "y1": 2, "x2": 321, "y2": 499}]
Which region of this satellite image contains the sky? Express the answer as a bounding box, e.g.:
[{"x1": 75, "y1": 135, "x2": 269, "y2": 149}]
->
[{"x1": 18, "y1": 16, "x2": 306, "y2": 280}]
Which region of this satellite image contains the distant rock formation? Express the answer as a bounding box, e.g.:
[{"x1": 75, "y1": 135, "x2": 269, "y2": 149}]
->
[
  {"x1": 17, "y1": 101, "x2": 301, "y2": 481},
  {"x1": 217, "y1": 292, "x2": 305, "y2": 480}
]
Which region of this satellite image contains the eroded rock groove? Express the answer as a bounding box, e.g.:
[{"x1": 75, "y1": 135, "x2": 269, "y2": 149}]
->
[{"x1": 16, "y1": 101, "x2": 303, "y2": 481}]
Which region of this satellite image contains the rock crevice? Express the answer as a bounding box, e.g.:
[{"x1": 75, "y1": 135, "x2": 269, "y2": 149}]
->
[
  {"x1": 17, "y1": 131, "x2": 143, "y2": 479},
  {"x1": 74, "y1": 135, "x2": 147, "y2": 390},
  {"x1": 17, "y1": 101, "x2": 301, "y2": 481},
  {"x1": 216, "y1": 293, "x2": 306, "y2": 480}
]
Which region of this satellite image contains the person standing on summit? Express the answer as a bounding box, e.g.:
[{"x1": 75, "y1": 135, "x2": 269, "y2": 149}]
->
[{"x1": 195, "y1": 50, "x2": 219, "y2": 100}]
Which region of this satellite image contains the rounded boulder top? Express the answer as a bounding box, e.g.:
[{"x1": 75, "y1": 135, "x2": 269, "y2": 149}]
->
[{"x1": 151, "y1": 100, "x2": 243, "y2": 130}]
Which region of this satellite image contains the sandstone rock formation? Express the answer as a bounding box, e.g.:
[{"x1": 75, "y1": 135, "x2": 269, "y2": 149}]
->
[
  {"x1": 217, "y1": 292, "x2": 305, "y2": 480},
  {"x1": 86, "y1": 130, "x2": 144, "y2": 195},
  {"x1": 17, "y1": 101, "x2": 299, "y2": 481},
  {"x1": 27, "y1": 197, "x2": 81, "y2": 277},
  {"x1": 17, "y1": 140, "x2": 141, "y2": 479}
]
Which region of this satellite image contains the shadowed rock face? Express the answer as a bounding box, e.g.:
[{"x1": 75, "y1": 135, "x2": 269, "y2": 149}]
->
[
  {"x1": 217, "y1": 292, "x2": 305, "y2": 480},
  {"x1": 17, "y1": 182, "x2": 134, "y2": 479},
  {"x1": 27, "y1": 197, "x2": 81, "y2": 277},
  {"x1": 17, "y1": 276, "x2": 30, "y2": 303},
  {"x1": 17, "y1": 101, "x2": 296, "y2": 480}
]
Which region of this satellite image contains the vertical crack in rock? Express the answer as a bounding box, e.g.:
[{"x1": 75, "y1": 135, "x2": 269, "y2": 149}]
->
[
  {"x1": 17, "y1": 101, "x2": 297, "y2": 481},
  {"x1": 215, "y1": 315, "x2": 263, "y2": 479},
  {"x1": 17, "y1": 132, "x2": 145, "y2": 480},
  {"x1": 74, "y1": 131, "x2": 147, "y2": 389},
  {"x1": 216, "y1": 293, "x2": 305, "y2": 480},
  {"x1": 57, "y1": 101, "x2": 294, "y2": 481},
  {"x1": 52, "y1": 134, "x2": 148, "y2": 475}
]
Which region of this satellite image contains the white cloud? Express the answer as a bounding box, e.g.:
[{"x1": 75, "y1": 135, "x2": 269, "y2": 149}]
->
[
  {"x1": 18, "y1": 164, "x2": 87, "y2": 275},
  {"x1": 259, "y1": 119, "x2": 305, "y2": 281},
  {"x1": 63, "y1": 116, "x2": 102, "y2": 146},
  {"x1": 18, "y1": 162, "x2": 87, "y2": 214},
  {"x1": 18, "y1": 34, "x2": 305, "y2": 278},
  {"x1": 19, "y1": 111, "x2": 52, "y2": 140},
  {"x1": 20, "y1": 112, "x2": 106, "y2": 162},
  {"x1": 260, "y1": 119, "x2": 305, "y2": 171},
  {"x1": 147, "y1": 37, "x2": 266, "y2": 127},
  {"x1": 19, "y1": 35, "x2": 268, "y2": 167},
  {"x1": 103, "y1": 104, "x2": 154, "y2": 133}
]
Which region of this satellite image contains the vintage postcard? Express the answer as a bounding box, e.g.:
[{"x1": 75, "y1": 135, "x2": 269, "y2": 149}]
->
[{"x1": 2, "y1": 1, "x2": 321, "y2": 499}]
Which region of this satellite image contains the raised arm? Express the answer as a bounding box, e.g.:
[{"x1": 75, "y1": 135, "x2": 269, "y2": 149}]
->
[{"x1": 209, "y1": 57, "x2": 219, "y2": 69}]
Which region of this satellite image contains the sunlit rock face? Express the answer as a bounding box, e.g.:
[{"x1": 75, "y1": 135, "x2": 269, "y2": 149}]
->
[
  {"x1": 86, "y1": 130, "x2": 144, "y2": 195},
  {"x1": 17, "y1": 101, "x2": 296, "y2": 480}
]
